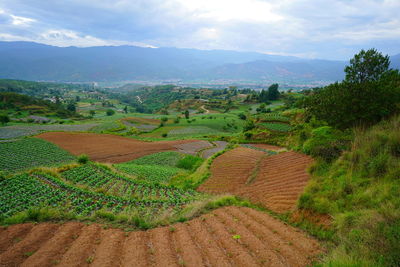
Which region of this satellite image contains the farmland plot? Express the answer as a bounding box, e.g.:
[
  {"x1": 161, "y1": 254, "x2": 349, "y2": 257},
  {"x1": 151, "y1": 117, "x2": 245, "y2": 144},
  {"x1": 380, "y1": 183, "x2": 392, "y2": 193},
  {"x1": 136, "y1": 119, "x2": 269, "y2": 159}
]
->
[
  {"x1": 37, "y1": 132, "x2": 198, "y2": 163},
  {"x1": 114, "y1": 152, "x2": 203, "y2": 184},
  {"x1": 61, "y1": 163, "x2": 199, "y2": 201},
  {"x1": 199, "y1": 148, "x2": 313, "y2": 213},
  {"x1": 1, "y1": 166, "x2": 201, "y2": 221},
  {"x1": 0, "y1": 206, "x2": 321, "y2": 267},
  {"x1": 0, "y1": 124, "x2": 98, "y2": 139},
  {"x1": 0, "y1": 138, "x2": 75, "y2": 172}
]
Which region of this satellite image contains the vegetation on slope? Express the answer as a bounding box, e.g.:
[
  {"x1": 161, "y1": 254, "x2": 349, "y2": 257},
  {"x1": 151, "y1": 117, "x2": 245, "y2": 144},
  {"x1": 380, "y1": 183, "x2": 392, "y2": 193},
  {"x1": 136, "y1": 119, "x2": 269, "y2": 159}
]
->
[{"x1": 300, "y1": 116, "x2": 400, "y2": 266}]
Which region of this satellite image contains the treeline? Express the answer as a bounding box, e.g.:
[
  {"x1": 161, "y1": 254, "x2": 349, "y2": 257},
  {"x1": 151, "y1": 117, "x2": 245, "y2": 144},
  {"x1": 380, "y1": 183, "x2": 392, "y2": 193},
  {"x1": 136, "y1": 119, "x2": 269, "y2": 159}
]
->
[
  {"x1": 0, "y1": 92, "x2": 79, "y2": 118},
  {"x1": 0, "y1": 79, "x2": 90, "y2": 98}
]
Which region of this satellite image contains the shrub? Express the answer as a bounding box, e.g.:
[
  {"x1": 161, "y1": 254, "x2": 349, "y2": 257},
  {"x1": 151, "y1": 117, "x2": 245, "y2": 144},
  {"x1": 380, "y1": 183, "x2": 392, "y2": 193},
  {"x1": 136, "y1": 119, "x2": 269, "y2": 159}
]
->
[
  {"x1": 106, "y1": 109, "x2": 115, "y2": 116},
  {"x1": 302, "y1": 126, "x2": 350, "y2": 162},
  {"x1": 77, "y1": 154, "x2": 89, "y2": 164},
  {"x1": 176, "y1": 155, "x2": 203, "y2": 170},
  {"x1": 162, "y1": 133, "x2": 168, "y2": 138}
]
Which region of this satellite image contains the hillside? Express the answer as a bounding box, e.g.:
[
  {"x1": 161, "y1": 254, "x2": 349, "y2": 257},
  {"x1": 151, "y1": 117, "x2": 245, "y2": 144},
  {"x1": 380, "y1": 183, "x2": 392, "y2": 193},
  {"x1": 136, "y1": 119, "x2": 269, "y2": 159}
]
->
[{"x1": 0, "y1": 41, "x2": 347, "y2": 84}]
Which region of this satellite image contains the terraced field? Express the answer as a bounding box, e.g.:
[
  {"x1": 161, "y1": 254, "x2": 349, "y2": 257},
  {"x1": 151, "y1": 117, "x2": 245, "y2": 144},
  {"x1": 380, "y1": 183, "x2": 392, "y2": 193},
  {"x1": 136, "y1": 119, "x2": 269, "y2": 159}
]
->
[
  {"x1": 198, "y1": 147, "x2": 265, "y2": 194},
  {"x1": 198, "y1": 147, "x2": 313, "y2": 213},
  {"x1": 37, "y1": 132, "x2": 198, "y2": 163},
  {"x1": 0, "y1": 124, "x2": 98, "y2": 139},
  {"x1": 0, "y1": 206, "x2": 321, "y2": 267}
]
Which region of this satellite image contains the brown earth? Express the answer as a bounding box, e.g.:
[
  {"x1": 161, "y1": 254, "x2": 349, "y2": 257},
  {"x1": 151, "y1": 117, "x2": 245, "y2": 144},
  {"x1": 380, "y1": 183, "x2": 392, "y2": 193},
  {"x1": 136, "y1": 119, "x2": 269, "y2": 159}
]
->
[
  {"x1": 0, "y1": 206, "x2": 321, "y2": 267},
  {"x1": 198, "y1": 147, "x2": 265, "y2": 194},
  {"x1": 198, "y1": 148, "x2": 314, "y2": 213},
  {"x1": 36, "y1": 132, "x2": 197, "y2": 163}
]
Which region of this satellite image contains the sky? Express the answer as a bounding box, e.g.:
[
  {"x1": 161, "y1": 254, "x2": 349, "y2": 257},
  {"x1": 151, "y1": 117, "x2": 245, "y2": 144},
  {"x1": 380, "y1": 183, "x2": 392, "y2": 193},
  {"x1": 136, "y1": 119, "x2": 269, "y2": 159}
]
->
[{"x1": 0, "y1": 0, "x2": 399, "y2": 60}]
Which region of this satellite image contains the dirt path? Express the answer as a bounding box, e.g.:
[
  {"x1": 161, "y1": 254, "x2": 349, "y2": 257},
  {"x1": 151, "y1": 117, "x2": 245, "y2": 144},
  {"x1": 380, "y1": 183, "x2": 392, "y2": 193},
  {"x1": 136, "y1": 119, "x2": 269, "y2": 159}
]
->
[
  {"x1": 37, "y1": 132, "x2": 199, "y2": 163},
  {"x1": 0, "y1": 207, "x2": 321, "y2": 267},
  {"x1": 200, "y1": 105, "x2": 210, "y2": 114},
  {"x1": 198, "y1": 147, "x2": 313, "y2": 213}
]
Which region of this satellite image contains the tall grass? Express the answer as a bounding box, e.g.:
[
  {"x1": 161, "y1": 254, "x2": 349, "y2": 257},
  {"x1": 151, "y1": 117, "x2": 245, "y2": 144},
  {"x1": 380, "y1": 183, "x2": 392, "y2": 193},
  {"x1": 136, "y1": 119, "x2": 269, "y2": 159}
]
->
[{"x1": 299, "y1": 115, "x2": 400, "y2": 266}]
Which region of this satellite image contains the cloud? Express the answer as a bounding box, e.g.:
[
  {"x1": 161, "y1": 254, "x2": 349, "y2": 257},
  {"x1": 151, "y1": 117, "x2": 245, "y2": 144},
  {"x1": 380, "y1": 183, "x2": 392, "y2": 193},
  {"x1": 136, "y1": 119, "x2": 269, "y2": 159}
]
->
[{"x1": 0, "y1": 0, "x2": 399, "y2": 59}]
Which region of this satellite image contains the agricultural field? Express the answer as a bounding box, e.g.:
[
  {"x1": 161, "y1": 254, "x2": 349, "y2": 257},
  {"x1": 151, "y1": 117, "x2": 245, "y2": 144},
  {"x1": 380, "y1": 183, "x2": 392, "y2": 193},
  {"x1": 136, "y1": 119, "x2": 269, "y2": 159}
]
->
[
  {"x1": 0, "y1": 206, "x2": 322, "y2": 267},
  {"x1": 0, "y1": 123, "x2": 98, "y2": 139},
  {"x1": 90, "y1": 121, "x2": 126, "y2": 133},
  {"x1": 140, "y1": 113, "x2": 245, "y2": 139},
  {"x1": 0, "y1": 138, "x2": 76, "y2": 172},
  {"x1": 37, "y1": 132, "x2": 199, "y2": 163},
  {"x1": 114, "y1": 152, "x2": 203, "y2": 184},
  {"x1": 61, "y1": 163, "x2": 199, "y2": 201},
  {"x1": 199, "y1": 147, "x2": 314, "y2": 214}
]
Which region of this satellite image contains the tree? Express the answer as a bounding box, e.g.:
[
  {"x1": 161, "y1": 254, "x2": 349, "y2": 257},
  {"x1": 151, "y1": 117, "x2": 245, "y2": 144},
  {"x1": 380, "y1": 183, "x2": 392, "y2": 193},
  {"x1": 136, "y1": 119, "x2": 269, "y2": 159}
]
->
[
  {"x1": 267, "y1": 83, "x2": 280, "y2": 100},
  {"x1": 306, "y1": 70, "x2": 400, "y2": 129},
  {"x1": 89, "y1": 110, "x2": 96, "y2": 116},
  {"x1": 345, "y1": 48, "x2": 390, "y2": 83},
  {"x1": 106, "y1": 109, "x2": 115, "y2": 116},
  {"x1": 123, "y1": 106, "x2": 128, "y2": 114},
  {"x1": 0, "y1": 114, "x2": 10, "y2": 125},
  {"x1": 67, "y1": 102, "x2": 76, "y2": 112},
  {"x1": 184, "y1": 110, "x2": 190, "y2": 119}
]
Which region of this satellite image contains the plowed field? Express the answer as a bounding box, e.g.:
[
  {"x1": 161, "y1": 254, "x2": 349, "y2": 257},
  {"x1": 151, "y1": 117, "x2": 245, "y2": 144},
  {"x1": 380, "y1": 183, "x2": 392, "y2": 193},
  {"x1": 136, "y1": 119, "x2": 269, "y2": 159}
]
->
[
  {"x1": 198, "y1": 148, "x2": 313, "y2": 213},
  {"x1": 198, "y1": 147, "x2": 265, "y2": 194},
  {"x1": 36, "y1": 132, "x2": 197, "y2": 163},
  {"x1": 0, "y1": 207, "x2": 321, "y2": 267}
]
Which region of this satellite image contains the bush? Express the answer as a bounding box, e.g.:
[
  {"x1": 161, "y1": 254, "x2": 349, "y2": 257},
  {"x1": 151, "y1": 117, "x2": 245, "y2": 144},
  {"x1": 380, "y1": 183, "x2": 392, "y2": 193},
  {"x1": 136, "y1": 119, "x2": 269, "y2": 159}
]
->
[
  {"x1": 106, "y1": 109, "x2": 115, "y2": 116},
  {"x1": 162, "y1": 133, "x2": 168, "y2": 138},
  {"x1": 77, "y1": 154, "x2": 89, "y2": 164},
  {"x1": 302, "y1": 126, "x2": 350, "y2": 162},
  {"x1": 176, "y1": 155, "x2": 203, "y2": 170}
]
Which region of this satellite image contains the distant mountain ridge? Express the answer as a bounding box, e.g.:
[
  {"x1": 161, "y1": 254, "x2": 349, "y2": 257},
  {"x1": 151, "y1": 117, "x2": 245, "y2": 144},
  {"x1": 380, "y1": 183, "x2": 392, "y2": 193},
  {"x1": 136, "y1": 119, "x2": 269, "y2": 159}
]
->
[{"x1": 0, "y1": 41, "x2": 398, "y2": 84}]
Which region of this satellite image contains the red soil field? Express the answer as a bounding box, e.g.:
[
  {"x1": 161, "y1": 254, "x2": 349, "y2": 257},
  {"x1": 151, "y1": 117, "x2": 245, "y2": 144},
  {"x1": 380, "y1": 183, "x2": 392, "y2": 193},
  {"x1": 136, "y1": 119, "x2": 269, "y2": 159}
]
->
[
  {"x1": 0, "y1": 207, "x2": 321, "y2": 267},
  {"x1": 199, "y1": 148, "x2": 313, "y2": 213},
  {"x1": 36, "y1": 132, "x2": 197, "y2": 163},
  {"x1": 198, "y1": 147, "x2": 265, "y2": 194}
]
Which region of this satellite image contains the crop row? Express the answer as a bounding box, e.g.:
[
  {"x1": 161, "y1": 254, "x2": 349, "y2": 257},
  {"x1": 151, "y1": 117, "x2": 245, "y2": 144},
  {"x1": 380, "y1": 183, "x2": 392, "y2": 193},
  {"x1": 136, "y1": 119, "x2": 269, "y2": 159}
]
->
[
  {"x1": 0, "y1": 138, "x2": 76, "y2": 172},
  {"x1": 61, "y1": 163, "x2": 198, "y2": 201},
  {"x1": 0, "y1": 170, "x2": 196, "y2": 220}
]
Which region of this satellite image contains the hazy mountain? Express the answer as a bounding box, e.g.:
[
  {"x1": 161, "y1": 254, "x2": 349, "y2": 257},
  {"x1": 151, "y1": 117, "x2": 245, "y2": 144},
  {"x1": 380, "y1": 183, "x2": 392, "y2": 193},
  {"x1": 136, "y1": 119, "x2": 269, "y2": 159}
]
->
[
  {"x1": 391, "y1": 53, "x2": 400, "y2": 70},
  {"x1": 0, "y1": 41, "x2": 397, "y2": 84}
]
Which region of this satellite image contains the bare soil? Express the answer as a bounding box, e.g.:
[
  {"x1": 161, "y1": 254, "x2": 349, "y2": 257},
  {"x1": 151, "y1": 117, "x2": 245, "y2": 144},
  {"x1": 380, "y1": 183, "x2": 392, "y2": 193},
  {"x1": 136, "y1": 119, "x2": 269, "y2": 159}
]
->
[
  {"x1": 36, "y1": 132, "x2": 197, "y2": 163},
  {"x1": 0, "y1": 207, "x2": 321, "y2": 267},
  {"x1": 199, "y1": 148, "x2": 314, "y2": 213}
]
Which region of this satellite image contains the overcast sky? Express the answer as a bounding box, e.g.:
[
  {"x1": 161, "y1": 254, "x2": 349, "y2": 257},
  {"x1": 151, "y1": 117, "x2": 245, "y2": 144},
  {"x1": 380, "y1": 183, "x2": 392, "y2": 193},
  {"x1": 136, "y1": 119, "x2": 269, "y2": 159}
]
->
[{"x1": 0, "y1": 0, "x2": 399, "y2": 60}]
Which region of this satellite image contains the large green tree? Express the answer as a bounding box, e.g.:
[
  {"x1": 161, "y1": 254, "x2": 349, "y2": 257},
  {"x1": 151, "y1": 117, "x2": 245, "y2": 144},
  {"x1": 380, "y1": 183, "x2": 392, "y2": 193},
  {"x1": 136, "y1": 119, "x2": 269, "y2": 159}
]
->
[
  {"x1": 306, "y1": 49, "x2": 400, "y2": 129},
  {"x1": 267, "y1": 83, "x2": 280, "y2": 100},
  {"x1": 345, "y1": 48, "x2": 390, "y2": 83}
]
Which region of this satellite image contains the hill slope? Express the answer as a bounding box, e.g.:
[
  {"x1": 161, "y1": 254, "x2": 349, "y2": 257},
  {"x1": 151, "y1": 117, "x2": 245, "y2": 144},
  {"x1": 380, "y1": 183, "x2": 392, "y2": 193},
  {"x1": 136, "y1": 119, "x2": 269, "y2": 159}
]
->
[{"x1": 0, "y1": 41, "x2": 347, "y2": 84}]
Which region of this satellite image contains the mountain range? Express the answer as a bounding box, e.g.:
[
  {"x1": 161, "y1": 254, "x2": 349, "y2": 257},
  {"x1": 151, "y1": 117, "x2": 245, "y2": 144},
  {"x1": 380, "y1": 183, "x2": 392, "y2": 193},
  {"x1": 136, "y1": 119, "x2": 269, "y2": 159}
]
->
[{"x1": 0, "y1": 41, "x2": 398, "y2": 85}]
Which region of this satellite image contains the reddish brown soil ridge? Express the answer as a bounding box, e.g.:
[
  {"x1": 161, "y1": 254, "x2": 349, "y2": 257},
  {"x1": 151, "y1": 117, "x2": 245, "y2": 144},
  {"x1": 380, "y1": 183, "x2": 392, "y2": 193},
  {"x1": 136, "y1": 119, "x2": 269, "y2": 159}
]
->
[
  {"x1": 0, "y1": 207, "x2": 321, "y2": 267},
  {"x1": 198, "y1": 148, "x2": 314, "y2": 213},
  {"x1": 36, "y1": 132, "x2": 198, "y2": 163}
]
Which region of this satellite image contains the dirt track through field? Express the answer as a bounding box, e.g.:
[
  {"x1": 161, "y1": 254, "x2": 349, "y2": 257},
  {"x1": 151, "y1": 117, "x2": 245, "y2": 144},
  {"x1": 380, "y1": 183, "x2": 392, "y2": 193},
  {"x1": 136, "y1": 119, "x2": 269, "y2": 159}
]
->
[
  {"x1": 0, "y1": 207, "x2": 321, "y2": 267},
  {"x1": 36, "y1": 132, "x2": 198, "y2": 163},
  {"x1": 198, "y1": 147, "x2": 313, "y2": 213}
]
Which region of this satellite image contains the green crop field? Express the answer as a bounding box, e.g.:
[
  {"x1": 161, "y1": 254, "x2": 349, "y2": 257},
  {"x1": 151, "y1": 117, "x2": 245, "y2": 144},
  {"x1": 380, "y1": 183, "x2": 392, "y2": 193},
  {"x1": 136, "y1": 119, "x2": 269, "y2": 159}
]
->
[
  {"x1": 260, "y1": 122, "x2": 292, "y2": 132},
  {"x1": 114, "y1": 152, "x2": 203, "y2": 183},
  {"x1": 61, "y1": 163, "x2": 198, "y2": 201},
  {"x1": 259, "y1": 113, "x2": 290, "y2": 122},
  {"x1": 0, "y1": 138, "x2": 76, "y2": 172},
  {"x1": 0, "y1": 168, "x2": 201, "y2": 220}
]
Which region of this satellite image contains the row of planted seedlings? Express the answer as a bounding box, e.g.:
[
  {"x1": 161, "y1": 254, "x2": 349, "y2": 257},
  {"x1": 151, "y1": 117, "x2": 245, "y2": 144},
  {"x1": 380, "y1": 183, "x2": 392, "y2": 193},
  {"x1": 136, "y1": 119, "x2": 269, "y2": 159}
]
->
[
  {"x1": 0, "y1": 168, "x2": 198, "y2": 220},
  {"x1": 60, "y1": 163, "x2": 198, "y2": 201}
]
